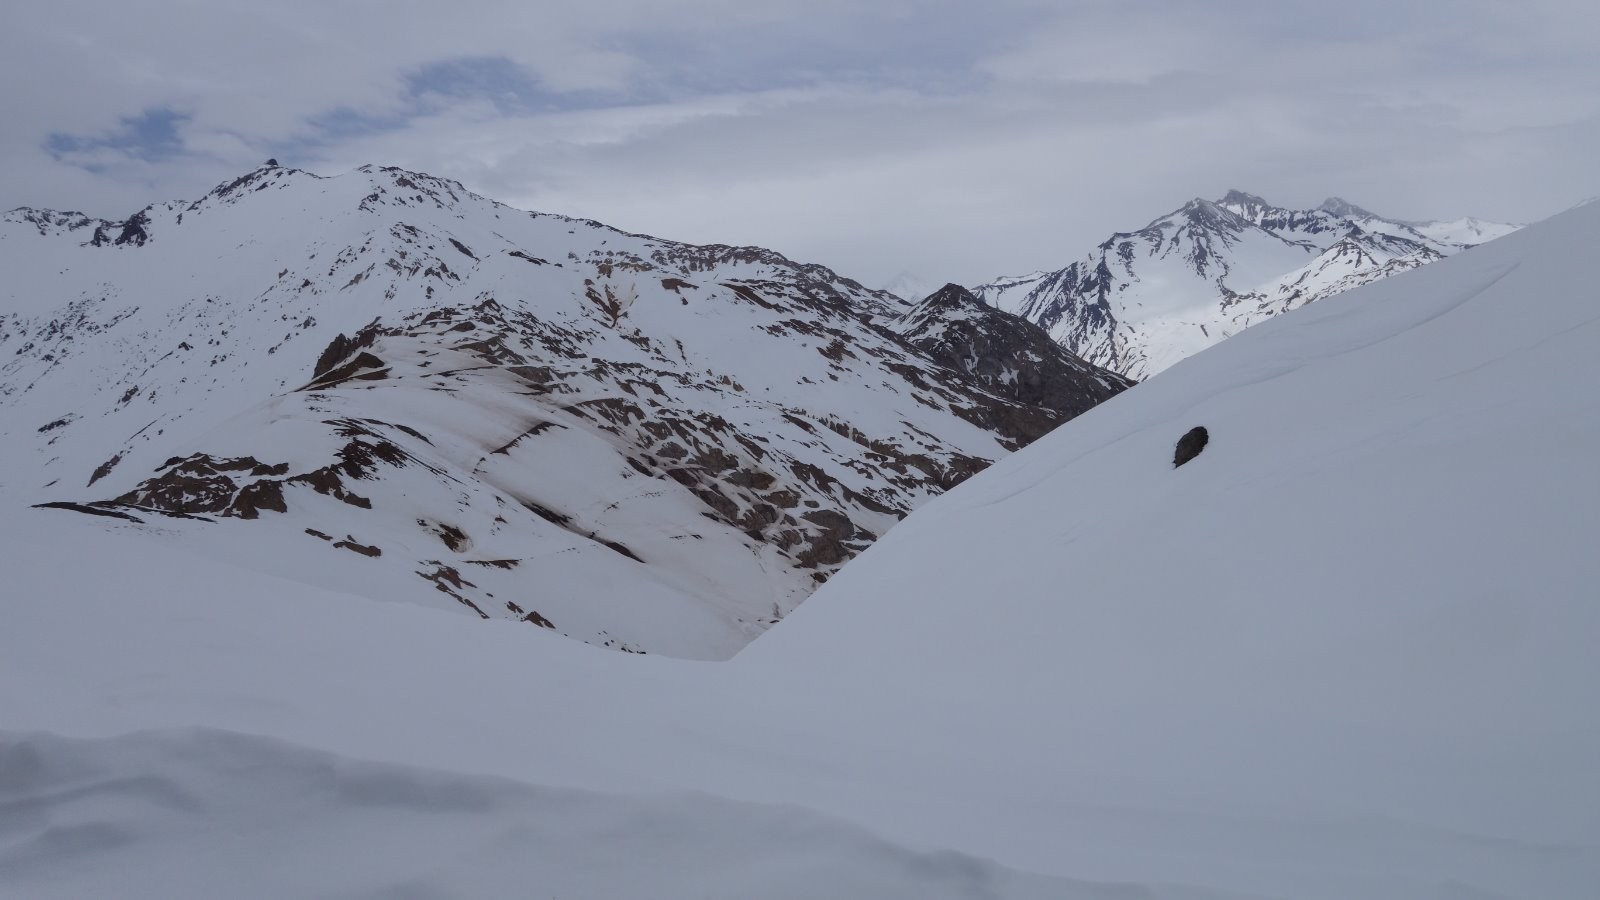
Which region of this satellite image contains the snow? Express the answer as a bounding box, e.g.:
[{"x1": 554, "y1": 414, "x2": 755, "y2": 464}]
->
[
  {"x1": 1, "y1": 163, "x2": 1107, "y2": 658},
  {"x1": 760, "y1": 197, "x2": 1600, "y2": 875},
  {"x1": 1, "y1": 510, "x2": 1270, "y2": 900},
  {"x1": 879, "y1": 270, "x2": 936, "y2": 303},
  {"x1": 975, "y1": 193, "x2": 1521, "y2": 380},
  {"x1": 2, "y1": 192, "x2": 1597, "y2": 898},
  {"x1": 1, "y1": 728, "x2": 1121, "y2": 900},
  {"x1": 1410, "y1": 216, "x2": 1522, "y2": 246}
]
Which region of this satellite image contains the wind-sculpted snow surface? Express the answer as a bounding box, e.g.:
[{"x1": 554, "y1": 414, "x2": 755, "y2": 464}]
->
[
  {"x1": 0, "y1": 729, "x2": 1134, "y2": 900},
  {"x1": 0, "y1": 164, "x2": 1125, "y2": 658},
  {"x1": 2, "y1": 198, "x2": 1596, "y2": 899},
  {"x1": 974, "y1": 191, "x2": 1519, "y2": 379}
]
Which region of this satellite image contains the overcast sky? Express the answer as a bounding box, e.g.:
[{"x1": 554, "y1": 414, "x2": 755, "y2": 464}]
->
[{"x1": 5, "y1": 0, "x2": 1598, "y2": 288}]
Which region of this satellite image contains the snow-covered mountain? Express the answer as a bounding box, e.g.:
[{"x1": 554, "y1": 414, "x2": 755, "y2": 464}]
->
[
  {"x1": 975, "y1": 190, "x2": 1519, "y2": 379},
  {"x1": 0, "y1": 163, "x2": 1129, "y2": 659},
  {"x1": 879, "y1": 270, "x2": 936, "y2": 306},
  {"x1": 4, "y1": 189, "x2": 1597, "y2": 899}
]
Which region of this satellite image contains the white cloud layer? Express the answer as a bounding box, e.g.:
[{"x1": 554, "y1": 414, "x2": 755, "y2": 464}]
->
[{"x1": 4, "y1": 0, "x2": 1598, "y2": 287}]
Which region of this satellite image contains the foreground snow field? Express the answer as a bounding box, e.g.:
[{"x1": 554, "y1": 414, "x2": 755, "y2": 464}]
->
[
  {"x1": 3, "y1": 200, "x2": 1599, "y2": 898},
  {"x1": 2, "y1": 728, "x2": 1123, "y2": 900}
]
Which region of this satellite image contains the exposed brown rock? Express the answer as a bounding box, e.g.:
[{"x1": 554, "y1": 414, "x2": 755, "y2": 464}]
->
[{"x1": 333, "y1": 537, "x2": 382, "y2": 557}]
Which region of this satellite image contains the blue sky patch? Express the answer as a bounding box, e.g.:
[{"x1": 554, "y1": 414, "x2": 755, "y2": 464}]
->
[
  {"x1": 403, "y1": 57, "x2": 626, "y2": 114},
  {"x1": 46, "y1": 107, "x2": 192, "y2": 170}
]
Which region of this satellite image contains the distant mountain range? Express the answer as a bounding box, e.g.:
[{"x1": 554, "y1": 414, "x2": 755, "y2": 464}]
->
[
  {"x1": 970, "y1": 191, "x2": 1519, "y2": 380},
  {"x1": 0, "y1": 163, "x2": 1128, "y2": 659}
]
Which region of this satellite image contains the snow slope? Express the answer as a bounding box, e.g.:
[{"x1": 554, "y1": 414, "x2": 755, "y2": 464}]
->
[
  {"x1": 975, "y1": 191, "x2": 1520, "y2": 379},
  {"x1": 757, "y1": 195, "x2": 1600, "y2": 882},
  {"x1": 0, "y1": 164, "x2": 1126, "y2": 659},
  {"x1": 2, "y1": 728, "x2": 1127, "y2": 900},
  {"x1": 2, "y1": 512, "x2": 1267, "y2": 900},
  {"x1": 3, "y1": 198, "x2": 1596, "y2": 897}
]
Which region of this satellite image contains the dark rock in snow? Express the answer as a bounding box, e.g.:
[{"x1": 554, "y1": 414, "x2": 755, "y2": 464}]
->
[
  {"x1": 1173, "y1": 426, "x2": 1209, "y2": 468},
  {"x1": 33, "y1": 501, "x2": 145, "y2": 522},
  {"x1": 114, "y1": 211, "x2": 150, "y2": 247}
]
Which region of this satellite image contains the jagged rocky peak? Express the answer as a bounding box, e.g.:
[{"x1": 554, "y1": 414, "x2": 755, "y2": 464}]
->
[
  {"x1": 4, "y1": 207, "x2": 104, "y2": 237},
  {"x1": 894, "y1": 283, "x2": 1008, "y2": 335},
  {"x1": 201, "y1": 163, "x2": 311, "y2": 205},
  {"x1": 1220, "y1": 188, "x2": 1271, "y2": 205},
  {"x1": 1215, "y1": 189, "x2": 1278, "y2": 224},
  {"x1": 5, "y1": 202, "x2": 185, "y2": 246},
  {"x1": 1171, "y1": 196, "x2": 1245, "y2": 230},
  {"x1": 893, "y1": 283, "x2": 1133, "y2": 422},
  {"x1": 190, "y1": 162, "x2": 483, "y2": 217},
  {"x1": 353, "y1": 164, "x2": 481, "y2": 210},
  {"x1": 916, "y1": 282, "x2": 987, "y2": 310}
]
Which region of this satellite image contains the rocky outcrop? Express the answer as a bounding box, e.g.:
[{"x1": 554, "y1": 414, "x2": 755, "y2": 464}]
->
[{"x1": 892, "y1": 284, "x2": 1133, "y2": 431}]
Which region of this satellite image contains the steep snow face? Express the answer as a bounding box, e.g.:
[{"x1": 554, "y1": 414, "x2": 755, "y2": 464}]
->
[
  {"x1": 974, "y1": 191, "x2": 1520, "y2": 379},
  {"x1": 0, "y1": 164, "x2": 1126, "y2": 659},
  {"x1": 2, "y1": 200, "x2": 1596, "y2": 899},
  {"x1": 751, "y1": 199, "x2": 1600, "y2": 885}
]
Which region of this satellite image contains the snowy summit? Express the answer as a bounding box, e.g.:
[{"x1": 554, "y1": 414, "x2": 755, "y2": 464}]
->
[{"x1": 975, "y1": 191, "x2": 1520, "y2": 380}]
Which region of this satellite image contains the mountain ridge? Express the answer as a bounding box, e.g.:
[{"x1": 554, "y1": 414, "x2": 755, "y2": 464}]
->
[
  {"x1": 972, "y1": 191, "x2": 1519, "y2": 379},
  {"x1": 0, "y1": 162, "x2": 1129, "y2": 659}
]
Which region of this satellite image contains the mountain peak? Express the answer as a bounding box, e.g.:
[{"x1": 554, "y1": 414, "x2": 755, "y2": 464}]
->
[
  {"x1": 1214, "y1": 190, "x2": 1279, "y2": 225},
  {"x1": 1218, "y1": 189, "x2": 1271, "y2": 209},
  {"x1": 879, "y1": 271, "x2": 936, "y2": 304},
  {"x1": 921, "y1": 283, "x2": 985, "y2": 309},
  {"x1": 198, "y1": 163, "x2": 313, "y2": 207},
  {"x1": 1172, "y1": 196, "x2": 1248, "y2": 231},
  {"x1": 894, "y1": 284, "x2": 1132, "y2": 420},
  {"x1": 977, "y1": 189, "x2": 1521, "y2": 380},
  {"x1": 1318, "y1": 196, "x2": 1377, "y2": 219}
]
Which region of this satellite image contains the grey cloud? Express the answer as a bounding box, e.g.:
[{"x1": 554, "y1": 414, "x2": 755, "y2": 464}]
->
[{"x1": 3, "y1": 1, "x2": 1597, "y2": 288}]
